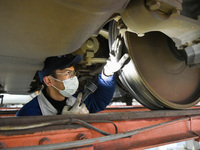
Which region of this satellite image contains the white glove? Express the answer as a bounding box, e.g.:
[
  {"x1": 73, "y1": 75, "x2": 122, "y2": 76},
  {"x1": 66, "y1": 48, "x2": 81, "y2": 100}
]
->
[
  {"x1": 62, "y1": 93, "x2": 89, "y2": 115},
  {"x1": 104, "y1": 37, "x2": 129, "y2": 76}
]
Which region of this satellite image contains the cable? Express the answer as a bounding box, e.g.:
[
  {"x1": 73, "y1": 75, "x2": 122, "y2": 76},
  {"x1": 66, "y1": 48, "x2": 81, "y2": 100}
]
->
[
  {"x1": 0, "y1": 119, "x2": 71, "y2": 130},
  {"x1": 71, "y1": 119, "x2": 112, "y2": 136},
  {"x1": 0, "y1": 118, "x2": 118, "y2": 136},
  {"x1": 86, "y1": 120, "x2": 118, "y2": 134}
]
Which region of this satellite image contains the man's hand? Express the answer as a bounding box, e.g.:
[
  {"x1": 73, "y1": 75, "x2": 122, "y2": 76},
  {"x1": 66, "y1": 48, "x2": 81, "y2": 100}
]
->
[
  {"x1": 104, "y1": 37, "x2": 129, "y2": 76},
  {"x1": 62, "y1": 93, "x2": 89, "y2": 115}
]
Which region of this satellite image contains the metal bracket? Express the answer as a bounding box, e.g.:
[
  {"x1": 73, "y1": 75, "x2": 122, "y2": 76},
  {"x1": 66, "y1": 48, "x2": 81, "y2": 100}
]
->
[
  {"x1": 185, "y1": 41, "x2": 200, "y2": 67},
  {"x1": 188, "y1": 116, "x2": 200, "y2": 141}
]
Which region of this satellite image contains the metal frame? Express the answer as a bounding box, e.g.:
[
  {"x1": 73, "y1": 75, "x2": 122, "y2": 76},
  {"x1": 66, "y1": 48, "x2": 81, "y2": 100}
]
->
[{"x1": 0, "y1": 107, "x2": 200, "y2": 149}]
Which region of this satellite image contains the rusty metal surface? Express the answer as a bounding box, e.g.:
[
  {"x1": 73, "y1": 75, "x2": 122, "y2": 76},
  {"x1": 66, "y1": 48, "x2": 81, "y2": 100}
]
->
[
  {"x1": 1, "y1": 108, "x2": 200, "y2": 131},
  {"x1": 0, "y1": 113, "x2": 200, "y2": 149},
  {"x1": 1, "y1": 105, "x2": 200, "y2": 117}
]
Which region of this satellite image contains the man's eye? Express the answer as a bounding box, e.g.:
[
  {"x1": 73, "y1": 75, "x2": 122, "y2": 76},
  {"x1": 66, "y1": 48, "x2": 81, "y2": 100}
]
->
[{"x1": 66, "y1": 71, "x2": 71, "y2": 75}]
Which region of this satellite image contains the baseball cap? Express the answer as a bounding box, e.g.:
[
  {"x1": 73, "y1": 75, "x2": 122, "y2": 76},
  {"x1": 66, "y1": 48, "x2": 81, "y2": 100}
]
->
[{"x1": 38, "y1": 54, "x2": 82, "y2": 82}]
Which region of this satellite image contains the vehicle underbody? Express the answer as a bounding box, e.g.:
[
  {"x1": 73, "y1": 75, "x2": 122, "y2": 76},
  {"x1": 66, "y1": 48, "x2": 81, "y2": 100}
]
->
[
  {"x1": 0, "y1": 0, "x2": 200, "y2": 149},
  {"x1": 1, "y1": 0, "x2": 199, "y2": 110}
]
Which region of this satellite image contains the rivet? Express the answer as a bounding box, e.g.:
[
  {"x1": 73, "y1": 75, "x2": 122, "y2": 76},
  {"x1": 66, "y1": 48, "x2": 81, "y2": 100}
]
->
[
  {"x1": 77, "y1": 133, "x2": 87, "y2": 140},
  {"x1": 39, "y1": 137, "x2": 50, "y2": 145}
]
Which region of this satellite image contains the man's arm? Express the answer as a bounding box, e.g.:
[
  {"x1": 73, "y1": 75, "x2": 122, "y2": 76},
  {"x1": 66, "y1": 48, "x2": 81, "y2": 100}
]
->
[
  {"x1": 84, "y1": 37, "x2": 128, "y2": 113},
  {"x1": 84, "y1": 72, "x2": 116, "y2": 113}
]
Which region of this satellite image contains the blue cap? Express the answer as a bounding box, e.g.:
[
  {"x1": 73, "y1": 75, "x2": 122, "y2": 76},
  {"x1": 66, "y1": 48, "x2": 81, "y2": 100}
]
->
[{"x1": 38, "y1": 54, "x2": 82, "y2": 82}]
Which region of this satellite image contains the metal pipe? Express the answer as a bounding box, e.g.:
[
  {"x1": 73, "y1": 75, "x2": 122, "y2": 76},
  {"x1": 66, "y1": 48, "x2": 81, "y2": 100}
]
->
[{"x1": 1, "y1": 109, "x2": 200, "y2": 127}]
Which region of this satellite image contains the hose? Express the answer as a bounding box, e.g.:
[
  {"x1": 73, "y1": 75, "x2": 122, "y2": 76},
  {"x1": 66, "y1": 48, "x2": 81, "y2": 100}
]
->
[{"x1": 0, "y1": 118, "x2": 118, "y2": 136}]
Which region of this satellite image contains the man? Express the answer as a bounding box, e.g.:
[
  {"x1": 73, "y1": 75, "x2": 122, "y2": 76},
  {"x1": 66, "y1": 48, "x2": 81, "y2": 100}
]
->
[{"x1": 16, "y1": 38, "x2": 129, "y2": 116}]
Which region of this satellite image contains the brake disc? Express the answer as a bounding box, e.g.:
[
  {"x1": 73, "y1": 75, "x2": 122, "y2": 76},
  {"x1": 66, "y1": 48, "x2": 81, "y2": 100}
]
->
[
  {"x1": 109, "y1": 20, "x2": 163, "y2": 109},
  {"x1": 120, "y1": 31, "x2": 200, "y2": 109}
]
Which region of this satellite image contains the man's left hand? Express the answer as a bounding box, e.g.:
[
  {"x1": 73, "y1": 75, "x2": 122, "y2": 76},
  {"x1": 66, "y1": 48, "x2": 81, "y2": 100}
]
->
[{"x1": 62, "y1": 93, "x2": 89, "y2": 115}]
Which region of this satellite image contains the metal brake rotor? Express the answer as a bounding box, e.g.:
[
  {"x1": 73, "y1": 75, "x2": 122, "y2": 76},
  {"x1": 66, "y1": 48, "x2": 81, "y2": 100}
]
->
[
  {"x1": 120, "y1": 31, "x2": 200, "y2": 109},
  {"x1": 109, "y1": 20, "x2": 163, "y2": 109}
]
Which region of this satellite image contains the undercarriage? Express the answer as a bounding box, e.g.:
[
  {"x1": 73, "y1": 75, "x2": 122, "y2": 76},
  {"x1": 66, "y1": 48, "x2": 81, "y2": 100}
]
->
[{"x1": 0, "y1": 0, "x2": 200, "y2": 149}]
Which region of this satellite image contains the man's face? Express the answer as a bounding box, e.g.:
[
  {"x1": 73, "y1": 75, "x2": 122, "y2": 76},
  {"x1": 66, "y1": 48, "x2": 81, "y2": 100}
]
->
[{"x1": 52, "y1": 66, "x2": 75, "y2": 90}]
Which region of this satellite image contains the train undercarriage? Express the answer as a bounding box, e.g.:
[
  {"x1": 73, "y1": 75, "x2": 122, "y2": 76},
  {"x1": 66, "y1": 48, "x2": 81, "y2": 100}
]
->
[
  {"x1": 0, "y1": 0, "x2": 200, "y2": 149},
  {"x1": 0, "y1": 0, "x2": 200, "y2": 109}
]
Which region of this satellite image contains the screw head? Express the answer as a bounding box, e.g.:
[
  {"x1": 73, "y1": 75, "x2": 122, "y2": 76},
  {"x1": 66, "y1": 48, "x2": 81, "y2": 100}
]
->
[
  {"x1": 77, "y1": 133, "x2": 87, "y2": 140},
  {"x1": 39, "y1": 137, "x2": 50, "y2": 145}
]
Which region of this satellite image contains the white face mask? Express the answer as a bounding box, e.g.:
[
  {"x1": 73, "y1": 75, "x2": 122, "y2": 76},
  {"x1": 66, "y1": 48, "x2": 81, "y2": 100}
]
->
[{"x1": 51, "y1": 76, "x2": 79, "y2": 97}]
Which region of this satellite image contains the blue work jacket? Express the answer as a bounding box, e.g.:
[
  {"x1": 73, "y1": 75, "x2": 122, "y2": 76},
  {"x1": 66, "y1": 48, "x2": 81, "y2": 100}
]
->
[{"x1": 16, "y1": 73, "x2": 116, "y2": 116}]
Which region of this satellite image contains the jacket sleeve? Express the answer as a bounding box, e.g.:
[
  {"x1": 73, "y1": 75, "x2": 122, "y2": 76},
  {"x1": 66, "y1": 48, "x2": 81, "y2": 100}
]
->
[{"x1": 84, "y1": 72, "x2": 116, "y2": 113}]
